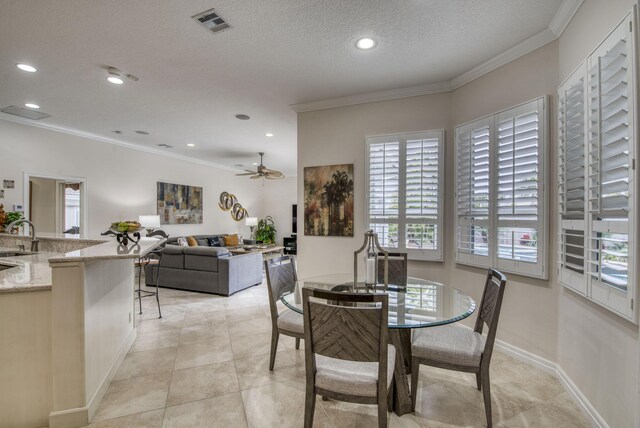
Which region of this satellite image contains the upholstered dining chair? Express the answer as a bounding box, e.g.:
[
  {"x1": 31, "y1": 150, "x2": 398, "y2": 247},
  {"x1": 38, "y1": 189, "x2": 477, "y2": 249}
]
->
[
  {"x1": 377, "y1": 252, "x2": 408, "y2": 287},
  {"x1": 302, "y1": 288, "x2": 395, "y2": 428},
  {"x1": 264, "y1": 256, "x2": 304, "y2": 371},
  {"x1": 410, "y1": 269, "x2": 507, "y2": 427}
]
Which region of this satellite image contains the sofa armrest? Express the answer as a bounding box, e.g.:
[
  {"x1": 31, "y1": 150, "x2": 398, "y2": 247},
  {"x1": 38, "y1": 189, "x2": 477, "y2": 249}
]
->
[{"x1": 218, "y1": 252, "x2": 263, "y2": 295}]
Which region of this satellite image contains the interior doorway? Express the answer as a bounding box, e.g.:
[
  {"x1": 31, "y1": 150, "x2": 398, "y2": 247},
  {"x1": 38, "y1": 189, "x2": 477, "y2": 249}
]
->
[{"x1": 24, "y1": 173, "x2": 87, "y2": 235}]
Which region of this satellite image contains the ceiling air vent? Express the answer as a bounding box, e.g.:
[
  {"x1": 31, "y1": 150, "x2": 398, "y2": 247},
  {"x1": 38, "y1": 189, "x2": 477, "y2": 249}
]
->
[
  {"x1": 192, "y1": 8, "x2": 230, "y2": 34},
  {"x1": 1, "y1": 105, "x2": 50, "y2": 120},
  {"x1": 157, "y1": 144, "x2": 173, "y2": 149}
]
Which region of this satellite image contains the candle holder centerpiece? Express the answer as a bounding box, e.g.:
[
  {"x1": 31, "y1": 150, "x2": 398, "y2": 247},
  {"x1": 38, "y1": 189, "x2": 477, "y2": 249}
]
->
[{"x1": 354, "y1": 230, "x2": 388, "y2": 290}]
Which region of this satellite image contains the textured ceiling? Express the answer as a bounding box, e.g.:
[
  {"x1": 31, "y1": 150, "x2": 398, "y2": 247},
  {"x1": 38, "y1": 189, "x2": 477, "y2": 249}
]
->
[{"x1": 0, "y1": 0, "x2": 563, "y2": 175}]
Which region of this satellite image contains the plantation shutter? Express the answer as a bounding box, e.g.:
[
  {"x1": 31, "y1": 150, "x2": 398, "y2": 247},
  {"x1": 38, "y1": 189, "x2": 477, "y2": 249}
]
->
[
  {"x1": 366, "y1": 130, "x2": 444, "y2": 260},
  {"x1": 586, "y1": 15, "x2": 636, "y2": 318},
  {"x1": 405, "y1": 136, "x2": 443, "y2": 259},
  {"x1": 455, "y1": 118, "x2": 492, "y2": 267},
  {"x1": 494, "y1": 99, "x2": 546, "y2": 277},
  {"x1": 558, "y1": 65, "x2": 588, "y2": 293},
  {"x1": 367, "y1": 139, "x2": 400, "y2": 247}
]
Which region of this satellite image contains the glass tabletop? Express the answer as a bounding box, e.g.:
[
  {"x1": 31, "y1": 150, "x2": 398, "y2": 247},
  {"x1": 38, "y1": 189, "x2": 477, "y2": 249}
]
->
[{"x1": 281, "y1": 273, "x2": 476, "y2": 329}]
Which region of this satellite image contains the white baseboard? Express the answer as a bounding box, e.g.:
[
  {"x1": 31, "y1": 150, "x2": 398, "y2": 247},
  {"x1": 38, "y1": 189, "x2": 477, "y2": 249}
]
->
[
  {"x1": 49, "y1": 327, "x2": 136, "y2": 428},
  {"x1": 494, "y1": 339, "x2": 608, "y2": 428}
]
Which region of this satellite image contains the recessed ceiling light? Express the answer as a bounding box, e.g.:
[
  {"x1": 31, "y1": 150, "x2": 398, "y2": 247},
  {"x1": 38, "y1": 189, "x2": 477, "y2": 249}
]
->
[
  {"x1": 16, "y1": 63, "x2": 37, "y2": 72},
  {"x1": 107, "y1": 76, "x2": 124, "y2": 85},
  {"x1": 235, "y1": 114, "x2": 250, "y2": 120},
  {"x1": 187, "y1": 143, "x2": 195, "y2": 147},
  {"x1": 24, "y1": 103, "x2": 39, "y2": 109},
  {"x1": 135, "y1": 130, "x2": 150, "y2": 135},
  {"x1": 356, "y1": 38, "x2": 376, "y2": 50},
  {"x1": 252, "y1": 162, "x2": 259, "y2": 166},
  {"x1": 265, "y1": 133, "x2": 274, "y2": 137}
]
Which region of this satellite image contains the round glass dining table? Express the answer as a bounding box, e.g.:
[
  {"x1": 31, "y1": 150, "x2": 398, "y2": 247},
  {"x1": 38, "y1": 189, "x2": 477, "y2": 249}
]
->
[{"x1": 280, "y1": 273, "x2": 476, "y2": 416}]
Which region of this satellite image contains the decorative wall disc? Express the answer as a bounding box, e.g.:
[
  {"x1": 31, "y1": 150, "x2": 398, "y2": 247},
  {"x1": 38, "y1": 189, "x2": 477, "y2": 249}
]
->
[
  {"x1": 231, "y1": 202, "x2": 248, "y2": 221},
  {"x1": 218, "y1": 191, "x2": 237, "y2": 211}
]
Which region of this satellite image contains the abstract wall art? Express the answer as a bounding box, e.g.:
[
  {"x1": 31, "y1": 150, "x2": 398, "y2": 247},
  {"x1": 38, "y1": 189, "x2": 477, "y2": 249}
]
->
[
  {"x1": 157, "y1": 182, "x2": 203, "y2": 224},
  {"x1": 304, "y1": 163, "x2": 354, "y2": 236}
]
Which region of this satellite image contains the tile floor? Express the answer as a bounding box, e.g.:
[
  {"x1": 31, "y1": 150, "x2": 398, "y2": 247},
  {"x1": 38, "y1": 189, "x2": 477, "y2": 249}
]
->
[{"x1": 87, "y1": 280, "x2": 590, "y2": 427}]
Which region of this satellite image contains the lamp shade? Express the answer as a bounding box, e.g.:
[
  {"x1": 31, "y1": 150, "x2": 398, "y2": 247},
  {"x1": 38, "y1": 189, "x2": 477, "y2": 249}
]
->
[
  {"x1": 245, "y1": 217, "x2": 258, "y2": 227},
  {"x1": 139, "y1": 215, "x2": 160, "y2": 228}
]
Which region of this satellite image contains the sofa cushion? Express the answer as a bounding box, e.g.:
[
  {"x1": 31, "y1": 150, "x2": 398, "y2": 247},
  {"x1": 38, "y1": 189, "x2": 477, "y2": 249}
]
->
[
  {"x1": 196, "y1": 238, "x2": 210, "y2": 247},
  {"x1": 208, "y1": 236, "x2": 222, "y2": 247},
  {"x1": 187, "y1": 236, "x2": 198, "y2": 247},
  {"x1": 160, "y1": 245, "x2": 185, "y2": 269},
  {"x1": 223, "y1": 234, "x2": 239, "y2": 247},
  {"x1": 176, "y1": 237, "x2": 189, "y2": 246},
  {"x1": 184, "y1": 246, "x2": 231, "y2": 272}
]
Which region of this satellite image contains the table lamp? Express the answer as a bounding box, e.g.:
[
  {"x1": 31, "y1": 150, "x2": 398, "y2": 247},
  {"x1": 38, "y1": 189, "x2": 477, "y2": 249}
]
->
[
  {"x1": 245, "y1": 217, "x2": 258, "y2": 239},
  {"x1": 139, "y1": 215, "x2": 161, "y2": 235}
]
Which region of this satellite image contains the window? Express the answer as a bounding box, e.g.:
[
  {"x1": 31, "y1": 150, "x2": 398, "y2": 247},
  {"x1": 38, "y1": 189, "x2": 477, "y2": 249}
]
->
[
  {"x1": 455, "y1": 98, "x2": 548, "y2": 279},
  {"x1": 557, "y1": 13, "x2": 637, "y2": 321},
  {"x1": 365, "y1": 130, "x2": 444, "y2": 261}
]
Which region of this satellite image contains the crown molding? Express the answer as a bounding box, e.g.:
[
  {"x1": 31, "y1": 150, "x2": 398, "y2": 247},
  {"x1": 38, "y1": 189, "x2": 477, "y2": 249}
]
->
[
  {"x1": 291, "y1": 0, "x2": 583, "y2": 113},
  {"x1": 0, "y1": 114, "x2": 239, "y2": 173},
  {"x1": 549, "y1": 0, "x2": 584, "y2": 37},
  {"x1": 290, "y1": 81, "x2": 452, "y2": 113}
]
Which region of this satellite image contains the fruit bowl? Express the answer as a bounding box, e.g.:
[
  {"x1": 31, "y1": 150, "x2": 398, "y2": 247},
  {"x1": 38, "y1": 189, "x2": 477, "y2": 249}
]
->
[{"x1": 109, "y1": 221, "x2": 143, "y2": 234}]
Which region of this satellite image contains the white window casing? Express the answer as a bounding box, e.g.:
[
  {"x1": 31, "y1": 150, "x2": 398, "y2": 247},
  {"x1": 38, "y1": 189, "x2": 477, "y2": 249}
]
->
[
  {"x1": 455, "y1": 98, "x2": 548, "y2": 279},
  {"x1": 365, "y1": 130, "x2": 444, "y2": 261}
]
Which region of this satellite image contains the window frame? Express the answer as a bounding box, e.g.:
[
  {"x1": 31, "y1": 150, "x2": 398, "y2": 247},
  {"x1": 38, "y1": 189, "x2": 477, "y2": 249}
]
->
[
  {"x1": 365, "y1": 130, "x2": 445, "y2": 262},
  {"x1": 454, "y1": 97, "x2": 549, "y2": 279}
]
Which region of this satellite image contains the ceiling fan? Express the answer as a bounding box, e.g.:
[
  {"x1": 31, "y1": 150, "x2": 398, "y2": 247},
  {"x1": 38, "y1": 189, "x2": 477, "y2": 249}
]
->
[{"x1": 236, "y1": 152, "x2": 284, "y2": 180}]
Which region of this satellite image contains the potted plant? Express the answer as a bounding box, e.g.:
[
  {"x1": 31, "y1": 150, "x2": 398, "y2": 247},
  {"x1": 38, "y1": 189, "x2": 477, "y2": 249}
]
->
[
  {"x1": 255, "y1": 216, "x2": 277, "y2": 244},
  {"x1": 2, "y1": 211, "x2": 23, "y2": 233}
]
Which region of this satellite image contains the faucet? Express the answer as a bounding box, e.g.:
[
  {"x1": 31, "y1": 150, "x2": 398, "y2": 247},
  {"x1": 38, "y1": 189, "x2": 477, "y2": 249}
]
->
[{"x1": 5, "y1": 220, "x2": 39, "y2": 252}]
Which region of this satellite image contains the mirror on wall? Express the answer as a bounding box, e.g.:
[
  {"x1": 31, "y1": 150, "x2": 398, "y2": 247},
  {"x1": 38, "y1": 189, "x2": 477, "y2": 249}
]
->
[{"x1": 25, "y1": 174, "x2": 87, "y2": 235}]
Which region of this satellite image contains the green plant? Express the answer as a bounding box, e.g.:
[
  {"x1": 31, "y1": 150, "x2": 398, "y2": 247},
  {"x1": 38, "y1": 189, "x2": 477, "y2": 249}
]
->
[
  {"x1": 255, "y1": 216, "x2": 277, "y2": 244},
  {"x1": 4, "y1": 211, "x2": 22, "y2": 227}
]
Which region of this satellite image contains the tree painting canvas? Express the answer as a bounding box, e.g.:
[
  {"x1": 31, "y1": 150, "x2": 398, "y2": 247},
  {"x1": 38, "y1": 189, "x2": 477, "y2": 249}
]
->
[
  {"x1": 304, "y1": 164, "x2": 354, "y2": 236},
  {"x1": 157, "y1": 182, "x2": 203, "y2": 224}
]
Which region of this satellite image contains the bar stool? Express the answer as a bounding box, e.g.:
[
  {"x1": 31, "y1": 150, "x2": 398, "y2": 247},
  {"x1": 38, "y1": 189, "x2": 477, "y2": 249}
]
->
[{"x1": 134, "y1": 254, "x2": 162, "y2": 318}]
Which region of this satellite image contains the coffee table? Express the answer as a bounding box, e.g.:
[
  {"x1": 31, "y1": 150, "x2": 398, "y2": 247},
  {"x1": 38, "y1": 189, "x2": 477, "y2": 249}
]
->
[{"x1": 229, "y1": 245, "x2": 285, "y2": 259}]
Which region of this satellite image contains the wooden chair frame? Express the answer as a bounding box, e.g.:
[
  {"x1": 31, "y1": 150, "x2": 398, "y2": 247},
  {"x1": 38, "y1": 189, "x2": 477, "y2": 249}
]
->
[
  {"x1": 302, "y1": 288, "x2": 392, "y2": 428},
  {"x1": 264, "y1": 255, "x2": 304, "y2": 371},
  {"x1": 410, "y1": 269, "x2": 507, "y2": 427}
]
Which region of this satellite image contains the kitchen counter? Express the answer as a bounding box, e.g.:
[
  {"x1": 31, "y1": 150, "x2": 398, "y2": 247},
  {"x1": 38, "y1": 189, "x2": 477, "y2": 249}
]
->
[{"x1": 0, "y1": 233, "x2": 164, "y2": 294}]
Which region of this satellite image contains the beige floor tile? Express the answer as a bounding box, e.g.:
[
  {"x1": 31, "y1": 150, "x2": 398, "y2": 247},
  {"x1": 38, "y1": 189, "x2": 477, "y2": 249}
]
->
[
  {"x1": 162, "y1": 392, "x2": 248, "y2": 428},
  {"x1": 240, "y1": 382, "x2": 332, "y2": 428},
  {"x1": 85, "y1": 409, "x2": 164, "y2": 427},
  {"x1": 179, "y1": 321, "x2": 230, "y2": 345},
  {"x1": 230, "y1": 332, "x2": 273, "y2": 360},
  {"x1": 183, "y1": 309, "x2": 227, "y2": 325},
  {"x1": 225, "y1": 305, "x2": 270, "y2": 323},
  {"x1": 114, "y1": 347, "x2": 177, "y2": 380},
  {"x1": 166, "y1": 360, "x2": 240, "y2": 406},
  {"x1": 412, "y1": 382, "x2": 487, "y2": 427},
  {"x1": 491, "y1": 359, "x2": 565, "y2": 402},
  {"x1": 228, "y1": 316, "x2": 272, "y2": 337},
  {"x1": 173, "y1": 337, "x2": 234, "y2": 370},
  {"x1": 496, "y1": 402, "x2": 591, "y2": 427},
  {"x1": 130, "y1": 329, "x2": 181, "y2": 353},
  {"x1": 92, "y1": 372, "x2": 171, "y2": 421},
  {"x1": 234, "y1": 348, "x2": 304, "y2": 390},
  {"x1": 320, "y1": 399, "x2": 416, "y2": 428}
]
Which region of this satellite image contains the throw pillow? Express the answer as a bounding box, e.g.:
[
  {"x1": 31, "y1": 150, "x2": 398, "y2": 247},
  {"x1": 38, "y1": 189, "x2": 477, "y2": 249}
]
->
[
  {"x1": 223, "y1": 234, "x2": 239, "y2": 247},
  {"x1": 186, "y1": 236, "x2": 198, "y2": 247},
  {"x1": 207, "y1": 236, "x2": 221, "y2": 247},
  {"x1": 176, "y1": 237, "x2": 188, "y2": 247}
]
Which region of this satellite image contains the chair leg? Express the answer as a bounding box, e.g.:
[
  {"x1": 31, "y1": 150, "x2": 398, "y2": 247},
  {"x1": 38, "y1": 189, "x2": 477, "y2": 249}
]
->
[
  {"x1": 378, "y1": 390, "x2": 388, "y2": 428},
  {"x1": 269, "y1": 329, "x2": 279, "y2": 371},
  {"x1": 155, "y1": 282, "x2": 162, "y2": 319},
  {"x1": 295, "y1": 337, "x2": 301, "y2": 350},
  {"x1": 137, "y1": 264, "x2": 143, "y2": 315},
  {"x1": 410, "y1": 357, "x2": 419, "y2": 412},
  {"x1": 476, "y1": 372, "x2": 481, "y2": 391},
  {"x1": 304, "y1": 388, "x2": 315, "y2": 428},
  {"x1": 481, "y1": 365, "x2": 492, "y2": 427}
]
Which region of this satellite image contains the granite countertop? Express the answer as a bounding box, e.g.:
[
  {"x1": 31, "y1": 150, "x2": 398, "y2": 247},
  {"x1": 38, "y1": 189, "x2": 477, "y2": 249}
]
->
[{"x1": 0, "y1": 235, "x2": 165, "y2": 294}]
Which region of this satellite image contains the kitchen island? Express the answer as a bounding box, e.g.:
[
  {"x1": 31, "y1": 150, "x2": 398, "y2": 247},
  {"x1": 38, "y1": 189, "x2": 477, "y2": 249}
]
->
[{"x1": 0, "y1": 233, "x2": 164, "y2": 428}]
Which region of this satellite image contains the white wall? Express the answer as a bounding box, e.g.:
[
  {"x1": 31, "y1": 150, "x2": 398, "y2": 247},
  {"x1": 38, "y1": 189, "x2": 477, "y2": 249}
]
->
[
  {"x1": 0, "y1": 119, "x2": 265, "y2": 238},
  {"x1": 260, "y1": 176, "x2": 297, "y2": 244}
]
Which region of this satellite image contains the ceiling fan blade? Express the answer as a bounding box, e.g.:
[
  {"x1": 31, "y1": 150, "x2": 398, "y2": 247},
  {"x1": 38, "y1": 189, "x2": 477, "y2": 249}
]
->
[
  {"x1": 250, "y1": 174, "x2": 263, "y2": 179},
  {"x1": 265, "y1": 171, "x2": 285, "y2": 179}
]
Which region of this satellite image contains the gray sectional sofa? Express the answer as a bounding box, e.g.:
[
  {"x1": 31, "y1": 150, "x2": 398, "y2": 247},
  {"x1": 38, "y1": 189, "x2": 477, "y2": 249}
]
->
[{"x1": 144, "y1": 235, "x2": 262, "y2": 296}]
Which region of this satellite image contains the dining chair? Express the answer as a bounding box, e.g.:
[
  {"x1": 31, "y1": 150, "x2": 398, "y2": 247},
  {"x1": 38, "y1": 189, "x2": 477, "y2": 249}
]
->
[
  {"x1": 302, "y1": 288, "x2": 395, "y2": 428},
  {"x1": 410, "y1": 269, "x2": 507, "y2": 427},
  {"x1": 377, "y1": 252, "x2": 408, "y2": 287},
  {"x1": 264, "y1": 256, "x2": 304, "y2": 371}
]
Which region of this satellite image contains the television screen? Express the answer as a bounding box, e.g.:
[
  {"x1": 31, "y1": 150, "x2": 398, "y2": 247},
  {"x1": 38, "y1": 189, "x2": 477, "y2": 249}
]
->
[{"x1": 292, "y1": 204, "x2": 297, "y2": 235}]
